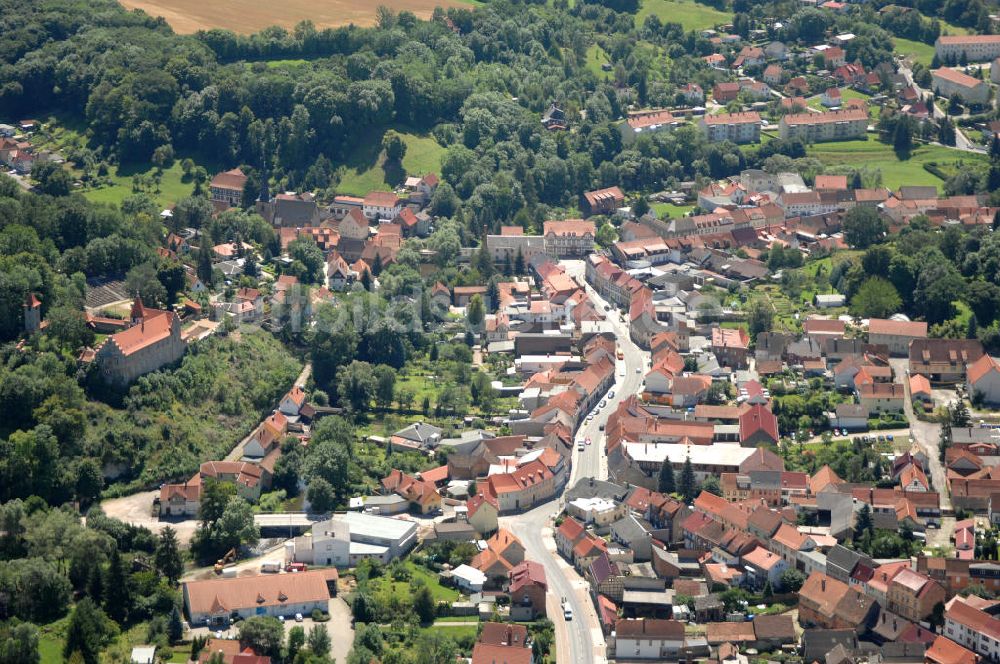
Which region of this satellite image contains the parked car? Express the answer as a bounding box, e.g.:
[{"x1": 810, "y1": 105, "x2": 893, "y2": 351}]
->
[{"x1": 295, "y1": 613, "x2": 304, "y2": 622}]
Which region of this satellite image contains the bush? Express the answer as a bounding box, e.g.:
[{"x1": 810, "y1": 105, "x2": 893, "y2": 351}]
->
[{"x1": 311, "y1": 608, "x2": 329, "y2": 622}]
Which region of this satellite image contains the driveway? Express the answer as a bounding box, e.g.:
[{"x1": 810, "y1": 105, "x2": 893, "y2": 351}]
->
[
  {"x1": 100, "y1": 490, "x2": 199, "y2": 546},
  {"x1": 892, "y1": 358, "x2": 951, "y2": 510},
  {"x1": 325, "y1": 597, "x2": 354, "y2": 664}
]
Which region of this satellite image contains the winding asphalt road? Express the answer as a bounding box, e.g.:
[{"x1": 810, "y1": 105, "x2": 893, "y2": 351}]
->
[{"x1": 504, "y1": 259, "x2": 650, "y2": 664}]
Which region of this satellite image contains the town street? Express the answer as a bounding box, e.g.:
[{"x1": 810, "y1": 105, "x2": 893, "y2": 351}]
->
[
  {"x1": 503, "y1": 259, "x2": 649, "y2": 664},
  {"x1": 502, "y1": 504, "x2": 604, "y2": 664}
]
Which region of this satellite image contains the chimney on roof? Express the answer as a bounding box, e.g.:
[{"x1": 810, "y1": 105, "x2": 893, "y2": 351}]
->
[{"x1": 821, "y1": 579, "x2": 826, "y2": 592}]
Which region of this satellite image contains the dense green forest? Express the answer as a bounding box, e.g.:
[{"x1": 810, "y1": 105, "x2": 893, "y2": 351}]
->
[
  {"x1": 0, "y1": 330, "x2": 301, "y2": 503},
  {"x1": 3, "y1": 0, "x2": 997, "y2": 240}
]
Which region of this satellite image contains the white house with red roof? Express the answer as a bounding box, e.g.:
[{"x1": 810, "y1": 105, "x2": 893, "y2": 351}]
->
[
  {"x1": 209, "y1": 168, "x2": 248, "y2": 209},
  {"x1": 968, "y1": 354, "x2": 1000, "y2": 405},
  {"x1": 944, "y1": 596, "x2": 1000, "y2": 660},
  {"x1": 279, "y1": 385, "x2": 307, "y2": 416},
  {"x1": 362, "y1": 191, "x2": 403, "y2": 221},
  {"x1": 466, "y1": 492, "x2": 499, "y2": 535},
  {"x1": 868, "y1": 318, "x2": 928, "y2": 356}
]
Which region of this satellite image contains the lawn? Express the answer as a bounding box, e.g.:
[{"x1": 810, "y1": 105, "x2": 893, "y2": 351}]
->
[
  {"x1": 806, "y1": 138, "x2": 988, "y2": 192},
  {"x1": 652, "y1": 202, "x2": 694, "y2": 218},
  {"x1": 246, "y1": 58, "x2": 313, "y2": 69},
  {"x1": 367, "y1": 561, "x2": 460, "y2": 603},
  {"x1": 893, "y1": 37, "x2": 936, "y2": 67},
  {"x1": 422, "y1": 623, "x2": 480, "y2": 642},
  {"x1": 27, "y1": 114, "x2": 207, "y2": 208},
  {"x1": 636, "y1": 0, "x2": 729, "y2": 31},
  {"x1": 336, "y1": 126, "x2": 447, "y2": 197},
  {"x1": 82, "y1": 160, "x2": 197, "y2": 208},
  {"x1": 586, "y1": 44, "x2": 612, "y2": 79}
]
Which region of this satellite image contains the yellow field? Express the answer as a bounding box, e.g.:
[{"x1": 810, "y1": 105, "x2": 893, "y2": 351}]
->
[{"x1": 118, "y1": 0, "x2": 473, "y2": 33}]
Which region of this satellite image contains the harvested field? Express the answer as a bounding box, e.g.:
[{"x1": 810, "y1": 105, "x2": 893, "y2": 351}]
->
[{"x1": 118, "y1": 0, "x2": 476, "y2": 33}]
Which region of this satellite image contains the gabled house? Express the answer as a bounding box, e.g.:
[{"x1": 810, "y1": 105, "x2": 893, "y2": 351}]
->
[
  {"x1": 381, "y1": 469, "x2": 442, "y2": 514},
  {"x1": 739, "y1": 404, "x2": 779, "y2": 447},
  {"x1": 509, "y1": 561, "x2": 547, "y2": 620},
  {"x1": 968, "y1": 354, "x2": 1000, "y2": 405}
]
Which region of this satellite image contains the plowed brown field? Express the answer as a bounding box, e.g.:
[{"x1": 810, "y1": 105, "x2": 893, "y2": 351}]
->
[{"x1": 118, "y1": 0, "x2": 471, "y2": 33}]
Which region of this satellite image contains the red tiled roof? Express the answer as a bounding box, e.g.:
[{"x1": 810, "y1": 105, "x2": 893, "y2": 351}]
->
[
  {"x1": 543, "y1": 219, "x2": 596, "y2": 237},
  {"x1": 933, "y1": 67, "x2": 986, "y2": 88},
  {"x1": 782, "y1": 108, "x2": 867, "y2": 125},
  {"x1": 968, "y1": 354, "x2": 1000, "y2": 384},
  {"x1": 558, "y1": 516, "x2": 586, "y2": 543},
  {"x1": 509, "y1": 560, "x2": 546, "y2": 593},
  {"x1": 184, "y1": 571, "x2": 330, "y2": 616},
  {"x1": 702, "y1": 112, "x2": 761, "y2": 126},
  {"x1": 210, "y1": 168, "x2": 247, "y2": 190},
  {"x1": 869, "y1": 318, "x2": 927, "y2": 337},
  {"x1": 739, "y1": 404, "x2": 779, "y2": 443},
  {"x1": 926, "y1": 635, "x2": 978, "y2": 664},
  {"x1": 363, "y1": 191, "x2": 402, "y2": 207}
]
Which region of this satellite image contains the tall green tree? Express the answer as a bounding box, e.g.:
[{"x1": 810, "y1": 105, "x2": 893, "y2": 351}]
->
[
  {"x1": 746, "y1": 297, "x2": 774, "y2": 342},
  {"x1": 336, "y1": 360, "x2": 377, "y2": 412},
  {"x1": 658, "y1": 460, "x2": 676, "y2": 494},
  {"x1": 679, "y1": 457, "x2": 696, "y2": 502},
  {"x1": 854, "y1": 504, "x2": 874, "y2": 543},
  {"x1": 238, "y1": 617, "x2": 284, "y2": 660},
  {"x1": 0, "y1": 622, "x2": 40, "y2": 664},
  {"x1": 374, "y1": 364, "x2": 396, "y2": 410},
  {"x1": 155, "y1": 526, "x2": 183, "y2": 585},
  {"x1": 850, "y1": 277, "x2": 902, "y2": 318},
  {"x1": 104, "y1": 547, "x2": 130, "y2": 623},
  {"x1": 197, "y1": 234, "x2": 214, "y2": 287},
  {"x1": 214, "y1": 497, "x2": 259, "y2": 552},
  {"x1": 306, "y1": 625, "x2": 331, "y2": 657},
  {"x1": 64, "y1": 599, "x2": 115, "y2": 664},
  {"x1": 413, "y1": 585, "x2": 436, "y2": 624},
  {"x1": 842, "y1": 206, "x2": 887, "y2": 249},
  {"x1": 467, "y1": 294, "x2": 485, "y2": 328}
]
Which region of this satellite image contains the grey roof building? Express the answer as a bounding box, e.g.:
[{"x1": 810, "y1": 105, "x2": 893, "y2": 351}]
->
[
  {"x1": 565, "y1": 478, "x2": 629, "y2": 503},
  {"x1": 825, "y1": 545, "x2": 873, "y2": 584},
  {"x1": 611, "y1": 514, "x2": 654, "y2": 561}
]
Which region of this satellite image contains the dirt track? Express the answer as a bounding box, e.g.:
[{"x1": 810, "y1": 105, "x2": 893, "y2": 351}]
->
[{"x1": 118, "y1": 0, "x2": 470, "y2": 33}]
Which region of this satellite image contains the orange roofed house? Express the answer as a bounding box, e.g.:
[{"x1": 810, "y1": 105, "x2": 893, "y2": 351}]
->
[
  {"x1": 183, "y1": 569, "x2": 335, "y2": 626},
  {"x1": 798, "y1": 571, "x2": 876, "y2": 631},
  {"x1": 887, "y1": 567, "x2": 945, "y2": 622},
  {"x1": 868, "y1": 318, "x2": 927, "y2": 356},
  {"x1": 711, "y1": 327, "x2": 750, "y2": 369},
  {"x1": 94, "y1": 298, "x2": 185, "y2": 386},
  {"x1": 362, "y1": 191, "x2": 404, "y2": 221},
  {"x1": 582, "y1": 186, "x2": 624, "y2": 216},
  {"x1": 381, "y1": 469, "x2": 442, "y2": 514}
]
